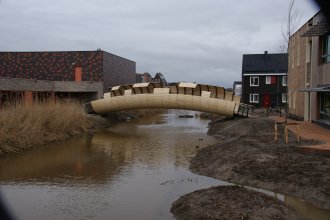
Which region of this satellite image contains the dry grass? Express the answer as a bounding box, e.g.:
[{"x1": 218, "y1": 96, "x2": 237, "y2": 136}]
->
[{"x1": 0, "y1": 101, "x2": 92, "y2": 155}]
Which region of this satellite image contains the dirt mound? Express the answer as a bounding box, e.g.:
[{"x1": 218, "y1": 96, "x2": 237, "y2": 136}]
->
[
  {"x1": 171, "y1": 185, "x2": 301, "y2": 220},
  {"x1": 190, "y1": 117, "x2": 330, "y2": 210},
  {"x1": 207, "y1": 117, "x2": 275, "y2": 140}
]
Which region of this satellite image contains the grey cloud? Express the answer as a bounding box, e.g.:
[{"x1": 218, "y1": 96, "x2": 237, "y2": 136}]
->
[{"x1": 0, "y1": 0, "x2": 319, "y2": 87}]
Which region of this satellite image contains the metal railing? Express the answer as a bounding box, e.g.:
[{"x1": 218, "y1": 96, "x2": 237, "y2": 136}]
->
[{"x1": 237, "y1": 103, "x2": 254, "y2": 117}]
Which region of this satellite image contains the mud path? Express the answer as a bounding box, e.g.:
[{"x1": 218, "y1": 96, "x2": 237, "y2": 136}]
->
[
  {"x1": 191, "y1": 117, "x2": 330, "y2": 209},
  {"x1": 171, "y1": 117, "x2": 330, "y2": 219}
]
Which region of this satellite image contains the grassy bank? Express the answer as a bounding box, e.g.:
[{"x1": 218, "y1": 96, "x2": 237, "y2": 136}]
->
[{"x1": 0, "y1": 101, "x2": 92, "y2": 155}]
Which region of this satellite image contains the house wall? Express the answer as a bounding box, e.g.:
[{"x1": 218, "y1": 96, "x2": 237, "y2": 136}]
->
[
  {"x1": 241, "y1": 53, "x2": 288, "y2": 108},
  {"x1": 310, "y1": 25, "x2": 330, "y2": 120},
  {"x1": 288, "y1": 24, "x2": 308, "y2": 119},
  {"x1": 0, "y1": 51, "x2": 137, "y2": 95},
  {"x1": 0, "y1": 77, "x2": 103, "y2": 107},
  {"x1": 242, "y1": 75, "x2": 286, "y2": 107},
  {"x1": 312, "y1": 12, "x2": 330, "y2": 87},
  {"x1": 103, "y1": 52, "x2": 136, "y2": 91},
  {"x1": 289, "y1": 12, "x2": 330, "y2": 121},
  {"x1": 0, "y1": 51, "x2": 104, "y2": 82}
]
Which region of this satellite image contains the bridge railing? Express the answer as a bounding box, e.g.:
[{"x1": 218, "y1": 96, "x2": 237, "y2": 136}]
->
[
  {"x1": 237, "y1": 103, "x2": 254, "y2": 117},
  {"x1": 108, "y1": 82, "x2": 240, "y2": 103}
]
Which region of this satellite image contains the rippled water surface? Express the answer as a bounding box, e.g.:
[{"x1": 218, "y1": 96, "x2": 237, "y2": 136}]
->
[
  {"x1": 0, "y1": 110, "x2": 225, "y2": 220},
  {"x1": 0, "y1": 110, "x2": 329, "y2": 220}
]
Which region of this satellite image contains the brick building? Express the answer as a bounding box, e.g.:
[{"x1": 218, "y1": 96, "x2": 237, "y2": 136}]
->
[
  {"x1": 0, "y1": 50, "x2": 136, "y2": 106},
  {"x1": 288, "y1": 11, "x2": 330, "y2": 125},
  {"x1": 242, "y1": 51, "x2": 288, "y2": 108}
]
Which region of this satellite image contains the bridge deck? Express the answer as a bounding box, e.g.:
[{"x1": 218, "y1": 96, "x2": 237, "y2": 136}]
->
[{"x1": 87, "y1": 82, "x2": 244, "y2": 117}]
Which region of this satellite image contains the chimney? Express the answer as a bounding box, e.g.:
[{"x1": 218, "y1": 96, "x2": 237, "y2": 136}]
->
[{"x1": 264, "y1": 51, "x2": 268, "y2": 55}]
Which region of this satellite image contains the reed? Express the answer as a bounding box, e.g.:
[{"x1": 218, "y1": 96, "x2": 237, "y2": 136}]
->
[{"x1": 0, "y1": 101, "x2": 92, "y2": 155}]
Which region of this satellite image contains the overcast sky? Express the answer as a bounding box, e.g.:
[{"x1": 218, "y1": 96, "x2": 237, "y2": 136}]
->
[{"x1": 0, "y1": 0, "x2": 319, "y2": 87}]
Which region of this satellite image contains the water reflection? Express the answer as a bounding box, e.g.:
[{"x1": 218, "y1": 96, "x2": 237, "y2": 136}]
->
[
  {"x1": 0, "y1": 135, "x2": 123, "y2": 185},
  {"x1": 0, "y1": 110, "x2": 329, "y2": 220},
  {"x1": 0, "y1": 110, "x2": 221, "y2": 220},
  {"x1": 285, "y1": 195, "x2": 330, "y2": 220},
  {"x1": 246, "y1": 186, "x2": 330, "y2": 220}
]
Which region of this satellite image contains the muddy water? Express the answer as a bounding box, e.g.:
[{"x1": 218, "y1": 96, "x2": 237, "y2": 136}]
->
[{"x1": 0, "y1": 110, "x2": 329, "y2": 220}]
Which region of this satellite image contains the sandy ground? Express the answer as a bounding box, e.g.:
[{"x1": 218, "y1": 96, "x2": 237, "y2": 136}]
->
[
  {"x1": 171, "y1": 185, "x2": 302, "y2": 220},
  {"x1": 171, "y1": 117, "x2": 330, "y2": 219}
]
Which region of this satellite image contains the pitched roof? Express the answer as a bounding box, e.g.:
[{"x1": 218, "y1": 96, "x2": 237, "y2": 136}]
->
[
  {"x1": 301, "y1": 18, "x2": 330, "y2": 37},
  {"x1": 242, "y1": 53, "x2": 288, "y2": 73}
]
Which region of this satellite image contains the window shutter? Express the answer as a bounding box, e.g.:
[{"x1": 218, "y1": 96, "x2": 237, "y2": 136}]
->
[{"x1": 271, "y1": 76, "x2": 277, "y2": 84}]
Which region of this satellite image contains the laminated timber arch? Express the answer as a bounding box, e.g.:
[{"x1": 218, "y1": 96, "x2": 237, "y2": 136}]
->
[{"x1": 86, "y1": 82, "x2": 242, "y2": 117}]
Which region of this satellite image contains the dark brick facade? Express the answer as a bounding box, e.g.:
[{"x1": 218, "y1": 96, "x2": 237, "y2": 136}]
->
[
  {"x1": 242, "y1": 52, "x2": 288, "y2": 107},
  {"x1": 0, "y1": 51, "x2": 136, "y2": 92},
  {"x1": 242, "y1": 75, "x2": 287, "y2": 107},
  {"x1": 103, "y1": 52, "x2": 136, "y2": 90}
]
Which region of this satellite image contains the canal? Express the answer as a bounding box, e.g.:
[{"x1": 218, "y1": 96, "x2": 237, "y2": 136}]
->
[{"x1": 0, "y1": 110, "x2": 329, "y2": 220}]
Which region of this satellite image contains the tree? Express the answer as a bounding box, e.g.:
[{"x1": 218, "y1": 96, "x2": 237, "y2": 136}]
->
[
  {"x1": 280, "y1": 0, "x2": 301, "y2": 117},
  {"x1": 280, "y1": 0, "x2": 300, "y2": 53}
]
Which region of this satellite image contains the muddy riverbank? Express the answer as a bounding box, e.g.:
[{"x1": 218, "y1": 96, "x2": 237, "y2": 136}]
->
[
  {"x1": 171, "y1": 185, "x2": 302, "y2": 220},
  {"x1": 172, "y1": 117, "x2": 330, "y2": 219}
]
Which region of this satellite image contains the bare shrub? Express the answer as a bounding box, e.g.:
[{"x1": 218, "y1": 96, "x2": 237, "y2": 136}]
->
[{"x1": 0, "y1": 101, "x2": 92, "y2": 155}]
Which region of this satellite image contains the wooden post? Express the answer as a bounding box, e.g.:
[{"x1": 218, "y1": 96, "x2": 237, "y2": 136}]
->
[
  {"x1": 0, "y1": 92, "x2": 2, "y2": 110},
  {"x1": 274, "y1": 122, "x2": 278, "y2": 141},
  {"x1": 285, "y1": 126, "x2": 288, "y2": 144},
  {"x1": 282, "y1": 122, "x2": 300, "y2": 144},
  {"x1": 267, "y1": 107, "x2": 269, "y2": 117},
  {"x1": 296, "y1": 124, "x2": 300, "y2": 142}
]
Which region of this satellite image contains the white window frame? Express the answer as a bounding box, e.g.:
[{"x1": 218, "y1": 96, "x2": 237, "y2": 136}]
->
[
  {"x1": 249, "y1": 93, "x2": 259, "y2": 103},
  {"x1": 250, "y1": 76, "x2": 259, "y2": 86},
  {"x1": 282, "y1": 93, "x2": 287, "y2": 103},
  {"x1": 282, "y1": 76, "x2": 287, "y2": 86},
  {"x1": 265, "y1": 76, "x2": 271, "y2": 84}
]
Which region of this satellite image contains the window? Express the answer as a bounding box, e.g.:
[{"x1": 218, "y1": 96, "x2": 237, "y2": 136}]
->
[
  {"x1": 306, "y1": 40, "x2": 312, "y2": 63},
  {"x1": 282, "y1": 93, "x2": 287, "y2": 103},
  {"x1": 250, "y1": 77, "x2": 259, "y2": 86},
  {"x1": 249, "y1": 93, "x2": 259, "y2": 103},
  {"x1": 282, "y1": 76, "x2": 287, "y2": 86},
  {"x1": 322, "y1": 34, "x2": 330, "y2": 63},
  {"x1": 271, "y1": 76, "x2": 277, "y2": 84},
  {"x1": 265, "y1": 76, "x2": 271, "y2": 84},
  {"x1": 297, "y1": 39, "x2": 300, "y2": 66},
  {"x1": 320, "y1": 92, "x2": 330, "y2": 120}
]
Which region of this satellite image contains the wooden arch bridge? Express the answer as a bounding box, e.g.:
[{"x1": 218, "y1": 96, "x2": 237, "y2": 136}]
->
[{"x1": 85, "y1": 82, "x2": 250, "y2": 117}]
